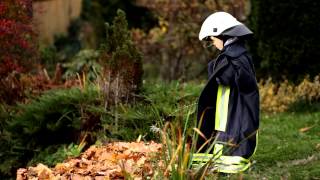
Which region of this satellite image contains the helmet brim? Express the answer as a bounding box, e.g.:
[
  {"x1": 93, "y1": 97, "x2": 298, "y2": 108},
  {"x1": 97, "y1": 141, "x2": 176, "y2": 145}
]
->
[{"x1": 222, "y1": 24, "x2": 253, "y2": 37}]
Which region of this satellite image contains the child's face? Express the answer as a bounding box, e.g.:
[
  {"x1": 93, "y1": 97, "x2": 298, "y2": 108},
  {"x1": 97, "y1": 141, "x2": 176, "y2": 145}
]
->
[{"x1": 210, "y1": 36, "x2": 224, "y2": 50}]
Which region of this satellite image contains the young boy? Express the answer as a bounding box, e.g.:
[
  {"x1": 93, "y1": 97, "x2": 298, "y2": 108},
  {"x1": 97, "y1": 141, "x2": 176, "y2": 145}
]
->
[{"x1": 193, "y1": 12, "x2": 259, "y2": 173}]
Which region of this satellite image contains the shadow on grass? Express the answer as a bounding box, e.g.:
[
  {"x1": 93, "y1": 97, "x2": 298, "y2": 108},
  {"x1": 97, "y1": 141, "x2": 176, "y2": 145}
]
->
[{"x1": 288, "y1": 100, "x2": 320, "y2": 113}]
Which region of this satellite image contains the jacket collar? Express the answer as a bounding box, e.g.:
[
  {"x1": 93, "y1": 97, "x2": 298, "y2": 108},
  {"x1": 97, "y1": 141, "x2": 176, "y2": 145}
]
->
[
  {"x1": 220, "y1": 41, "x2": 247, "y2": 58},
  {"x1": 207, "y1": 41, "x2": 247, "y2": 80}
]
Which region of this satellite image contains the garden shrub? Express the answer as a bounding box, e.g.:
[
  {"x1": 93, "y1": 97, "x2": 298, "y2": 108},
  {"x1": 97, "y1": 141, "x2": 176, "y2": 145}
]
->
[
  {"x1": 39, "y1": 46, "x2": 59, "y2": 76},
  {"x1": 250, "y1": 0, "x2": 320, "y2": 81},
  {"x1": 0, "y1": 85, "x2": 102, "y2": 177},
  {"x1": 0, "y1": 0, "x2": 38, "y2": 105},
  {"x1": 0, "y1": 80, "x2": 202, "y2": 177},
  {"x1": 81, "y1": 0, "x2": 156, "y2": 46},
  {"x1": 0, "y1": 0, "x2": 37, "y2": 77},
  {"x1": 99, "y1": 9, "x2": 143, "y2": 106},
  {"x1": 10, "y1": 86, "x2": 102, "y2": 145},
  {"x1": 259, "y1": 75, "x2": 320, "y2": 113},
  {"x1": 63, "y1": 49, "x2": 101, "y2": 81},
  {"x1": 27, "y1": 143, "x2": 85, "y2": 167}
]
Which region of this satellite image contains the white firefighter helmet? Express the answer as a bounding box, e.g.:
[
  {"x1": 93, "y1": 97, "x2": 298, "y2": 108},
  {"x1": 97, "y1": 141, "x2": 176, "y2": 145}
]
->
[{"x1": 199, "y1": 12, "x2": 253, "y2": 41}]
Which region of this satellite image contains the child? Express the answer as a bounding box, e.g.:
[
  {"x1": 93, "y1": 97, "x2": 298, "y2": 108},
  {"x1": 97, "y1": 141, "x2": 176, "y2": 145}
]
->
[{"x1": 193, "y1": 12, "x2": 259, "y2": 173}]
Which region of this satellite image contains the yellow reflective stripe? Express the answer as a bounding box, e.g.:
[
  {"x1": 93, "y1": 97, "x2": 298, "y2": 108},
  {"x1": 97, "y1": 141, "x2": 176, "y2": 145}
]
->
[
  {"x1": 191, "y1": 159, "x2": 251, "y2": 173},
  {"x1": 191, "y1": 153, "x2": 252, "y2": 173},
  {"x1": 192, "y1": 143, "x2": 224, "y2": 162},
  {"x1": 213, "y1": 144, "x2": 223, "y2": 158},
  {"x1": 192, "y1": 154, "x2": 249, "y2": 165},
  {"x1": 215, "y1": 85, "x2": 230, "y2": 131},
  {"x1": 214, "y1": 161, "x2": 251, "y2": 173},
  {"x1": 215, "y1": 86, "x2": 222, "y2": 130},
  {"x1": 250, "y1": 130, "x2": 259, "y2": 159},
  {"x1": 192, "y1": 153, "x2": 213, "y2": 162},
  {"x1": 216, "y1": 155, "x2": 250, "y2": 164}
]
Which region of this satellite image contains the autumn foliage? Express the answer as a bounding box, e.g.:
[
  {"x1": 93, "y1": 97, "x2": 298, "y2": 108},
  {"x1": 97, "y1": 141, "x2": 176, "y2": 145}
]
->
[
  {"x1": 0, "y1": 0, "x2": 38, "y2": 104},
  {"x1": 133, "y1": 0, "x2": 251, "y2": 81},
  {"x1": 259, "y1": 75, "x2": 320, "y2": 112},
  {"x1": 0, "y1": 0, "x2": 36, "y2": 77},
  {"x1": 17, "y1": 142, "x2": 163, "y2": 179}
]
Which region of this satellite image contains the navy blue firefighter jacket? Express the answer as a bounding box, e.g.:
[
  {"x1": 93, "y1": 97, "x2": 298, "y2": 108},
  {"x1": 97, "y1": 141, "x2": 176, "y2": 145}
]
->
[{"x1": 196, "y1": 40, "x2": 259, "y2": 159}]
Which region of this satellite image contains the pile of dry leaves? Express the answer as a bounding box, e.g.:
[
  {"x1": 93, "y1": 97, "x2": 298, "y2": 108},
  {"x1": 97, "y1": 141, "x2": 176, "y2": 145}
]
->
[{"x1": 17, "y1": 141, "x2": 163, "y2": 180}]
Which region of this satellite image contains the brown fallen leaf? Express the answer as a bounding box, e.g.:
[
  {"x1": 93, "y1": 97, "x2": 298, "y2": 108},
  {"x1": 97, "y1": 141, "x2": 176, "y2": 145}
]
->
[
  {"x1": 71, "y1": 174, "x2": 86, "y2": 180},
  {"x1": 299, "y1": 126, "x2": 314, "y2": 133},
  {"x1": 55, "y1": 163, "x2": 70, "y2": 174},
  {"x1": 94, "y1": 176, "x2": 108, "y2": 180},
  {"x1": 16, "y1": 168, "x2": 27, "y2": 180},
  {"x1": 31, "y1": 163, "x2": 53, "y2": 179},
  {"x1": 136, "y1": 156, "x2": 146, "y2": 167},
  {"x1": 17, "y1": 141, "x2": 163, "y2": 179}
]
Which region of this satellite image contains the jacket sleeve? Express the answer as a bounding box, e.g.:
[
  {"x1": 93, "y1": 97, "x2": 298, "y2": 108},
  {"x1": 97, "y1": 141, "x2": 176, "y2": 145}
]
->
[
  {"x1": 233, "y1": 58, "x2": 257, "y2": 93},
  {"x1": 207, "y1": 60, "x2": 215, "y2": 78},
  {"x1": 215, "y1": 60, "x2": 236, "y2": 86},
  {"x1": 215, "y1": 57, "x2": 257, "y2": 92}
]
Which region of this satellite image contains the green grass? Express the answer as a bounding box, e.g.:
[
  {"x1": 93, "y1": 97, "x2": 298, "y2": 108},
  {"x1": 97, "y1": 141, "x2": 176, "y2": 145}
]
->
[
  {"x1": 137, "y1": 81, "x2": 320, "y2": 179},
  {"x1": 2, "y1": 80, "x2": 320, "y2": 179},
  {"x1": 163, "y1": 112, "x2": 320, "y2": 180},
  {"x1": 224, "y1": 112, "x2": 320, "y2": 179}
]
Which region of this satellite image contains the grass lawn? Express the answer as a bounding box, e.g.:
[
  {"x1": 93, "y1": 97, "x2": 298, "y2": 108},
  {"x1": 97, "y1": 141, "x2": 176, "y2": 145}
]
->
[
  {"x1": 5, "y1": 81, "x2": 320, "y2": 179},
  {"x1": 222, "y1": 112, "x2": 320, "y2": 179}
]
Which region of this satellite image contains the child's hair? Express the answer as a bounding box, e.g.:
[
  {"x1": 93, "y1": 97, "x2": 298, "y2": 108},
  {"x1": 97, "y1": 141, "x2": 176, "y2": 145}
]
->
[{"x1": 216, "y1": 35, "x2": 231, "y2": 43}]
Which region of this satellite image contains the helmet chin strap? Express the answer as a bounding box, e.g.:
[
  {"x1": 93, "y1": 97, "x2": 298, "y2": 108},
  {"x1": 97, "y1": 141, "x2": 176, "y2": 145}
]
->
[{"x1": 224, "y1": 37, "x2": 238, "y2": 47}]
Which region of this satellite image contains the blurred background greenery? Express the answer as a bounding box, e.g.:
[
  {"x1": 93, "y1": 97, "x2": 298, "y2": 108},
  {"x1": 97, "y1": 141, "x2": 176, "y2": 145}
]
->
[
  {"x1": 0, "y1": 0, "x2": 319, "y2": 179},
  {"x1": 29, "y1": 0, "x2": 320, "y2": 82}
]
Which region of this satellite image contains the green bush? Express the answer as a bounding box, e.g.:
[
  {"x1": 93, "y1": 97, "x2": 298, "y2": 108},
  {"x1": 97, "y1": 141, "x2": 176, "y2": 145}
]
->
[
  {"x1": 0, "y1": 80, "x2": 203, "y2": 178},
  {"x1": 81, "y1": 0, "x2": 156, "y2": 46},
  {"x1": 99, "y1": 10, "x2": 143, "y2": 105},
  {"x1": 10, "y1": 86, "x2": 101, "y2": 144},
  {"x1": 28, "y1": 143, "x2": 85, "y2": 167},
  {"x1": 0, "y1": 85, "x2": 102, "y2": 177},
  {"x1": 63, "y1": 49, "x2": 101, "y2": 81},
  {"x1": 249, "y1": 0, "x2": 320, "y2": 81},
  {"x1": 97, "y1": 80, "x2": 201, "y2": 141},
  {"x1": 39, "y1": 46, "x2": 59, "y2": 74}
]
